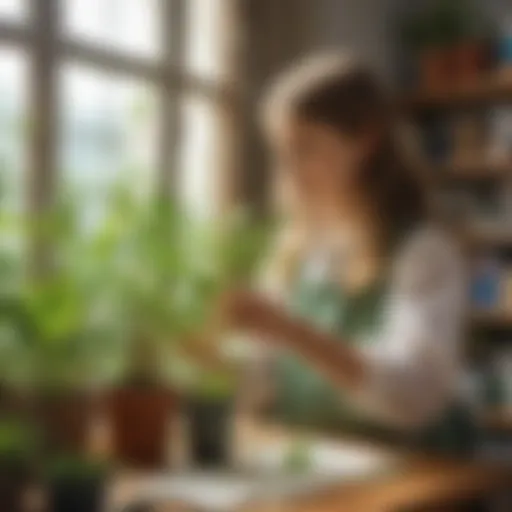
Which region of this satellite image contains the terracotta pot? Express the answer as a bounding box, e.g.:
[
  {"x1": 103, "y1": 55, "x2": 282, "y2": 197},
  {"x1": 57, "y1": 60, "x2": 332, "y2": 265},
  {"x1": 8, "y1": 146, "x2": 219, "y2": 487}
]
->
[
  {"x1": 107, "y1": 386, "x2": 176, "y2": 468},
  {"x1": 420, "y1": 46, "x2": 452, "y2": 90},
  {"x1": 36, "y1": 392, "x2": 95, "y2": 455},
  {"x1": 452, "y1": 41, "x2": 487, "y2": 83}
]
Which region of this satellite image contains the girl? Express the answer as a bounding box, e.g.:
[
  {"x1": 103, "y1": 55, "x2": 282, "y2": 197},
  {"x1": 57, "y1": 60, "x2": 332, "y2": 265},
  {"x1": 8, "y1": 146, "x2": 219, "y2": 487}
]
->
[{"x1": 225, "y1": 53, "x2": 476, "y2": 454}]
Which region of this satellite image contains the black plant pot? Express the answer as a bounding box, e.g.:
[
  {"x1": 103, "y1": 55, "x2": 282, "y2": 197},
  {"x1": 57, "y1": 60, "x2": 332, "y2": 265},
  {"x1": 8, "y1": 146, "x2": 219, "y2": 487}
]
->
[
  {"x1": 0, "y1": 465, "x2": 30, "y2": 512},
  {"x1": 48, "y1": 475, "x2": 106, "y2": 512},
  {"x1": 188, "y1": 397, "x2": 233, "y2": 468}
]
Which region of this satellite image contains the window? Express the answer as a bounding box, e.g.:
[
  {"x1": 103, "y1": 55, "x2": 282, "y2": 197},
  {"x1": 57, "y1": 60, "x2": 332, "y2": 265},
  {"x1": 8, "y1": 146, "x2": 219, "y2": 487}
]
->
[
  {"x1": 180, "y1": 93, "x2": 222, "y2": 218},
  {"x1": 186, "y1": 0, "x2": 233, "y2": 81},
  {"x1": 0, "y1": 0, "x2": 28, "y2": 23},
  {"x1": 63, "y1": 0, "x2": 161, "y2": 59},
  {"x1": 60, "y1": 64, "x2": 159, "y2": 192},
  {"x1": 0, "y1": 46, "x2": 28, "y2": 215},
  {"x1": 0, "y1": 0, "x2": 239, "y2": 225}
]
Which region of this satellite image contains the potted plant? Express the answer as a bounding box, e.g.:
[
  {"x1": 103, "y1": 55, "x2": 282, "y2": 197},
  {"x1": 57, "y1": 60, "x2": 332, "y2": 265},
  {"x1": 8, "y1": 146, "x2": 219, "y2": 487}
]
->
[
  {"x1": 172, "y1": 212, "x2": 270, "y2": 469},
  {"x1": 174, "y1": 339, "x2": 239, "y2": 469},
  {"x1": 5, "y1": 197, "x2": 117, "y2": 456},
  {"x1": 45, "y1": 454, "x2": 109, "y2": 512},
  {"x1": 401, "y1": 0, "x2": 489, "y2": 89},
  {"x1": 0, "y1": 419, "x2": 37, "y2": 512},
  {"x1": 402, "y1": 7, "x2": 455, "y2": 91},
  {"x1": 448, "y1": 1, "x2": 492, "y2": 83},
  {"x1": 0, "y1": 295, "x2": 32, "y2": 418},
  {"x1": 93, "y1": 191, "x2": 185, "y2": 468},
  {"x1": 0, "y1": 203, "x2": 31, "y2": 418},
  {"x1": 186, "y1": 365, "x2": 238, "y2": 468},
  {"x1": 89, "y1": 184, "x2": 270, "y2": 468},
  {"x1": 401, "y1": 13, "x2": 443, "y2": 90}
]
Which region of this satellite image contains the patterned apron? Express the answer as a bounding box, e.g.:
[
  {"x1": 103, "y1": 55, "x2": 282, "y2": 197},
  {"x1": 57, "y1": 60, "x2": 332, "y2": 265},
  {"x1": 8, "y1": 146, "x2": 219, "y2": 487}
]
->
[{"x1": 274, "y1": 254, "x2": 479, "y2": 455}]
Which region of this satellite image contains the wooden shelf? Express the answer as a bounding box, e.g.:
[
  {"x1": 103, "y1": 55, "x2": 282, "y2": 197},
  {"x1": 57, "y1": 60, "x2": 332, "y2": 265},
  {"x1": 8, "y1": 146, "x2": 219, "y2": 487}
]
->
[
  {"x1": 401, "y1": 77, "x2": 512, "y2": 111},
  {"x1": 436, "y1": 163, "x2": 512, "y2": 182},
  {"x1": 462, "y1": 226, "x2": 512, "y2": 248},
  {"x1": 471, "y1": 310, "x2": 512, "y2": 329},
  {"x1": 481, "y1": 407, "x2": 512, "y2": 432}
]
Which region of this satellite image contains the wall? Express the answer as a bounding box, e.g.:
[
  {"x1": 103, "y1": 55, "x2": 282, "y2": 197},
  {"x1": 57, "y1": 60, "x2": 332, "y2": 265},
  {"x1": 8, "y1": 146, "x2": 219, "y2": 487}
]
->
[
  {"x1": 309, "y1": 0, "x2": 401, "y2": 84},
  {"x1": 241, "y1": 0, "x2": 315, "y2": 207}
]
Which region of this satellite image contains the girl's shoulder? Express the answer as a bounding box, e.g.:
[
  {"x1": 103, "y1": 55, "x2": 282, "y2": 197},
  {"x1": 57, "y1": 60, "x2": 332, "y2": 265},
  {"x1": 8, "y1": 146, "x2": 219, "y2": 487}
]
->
[
  {"x1": 391, "y1": 223, "x2": 466, "y2": 298},
  {"x1": 396, "y1": 223, "x2": 463, "y2": 262}
]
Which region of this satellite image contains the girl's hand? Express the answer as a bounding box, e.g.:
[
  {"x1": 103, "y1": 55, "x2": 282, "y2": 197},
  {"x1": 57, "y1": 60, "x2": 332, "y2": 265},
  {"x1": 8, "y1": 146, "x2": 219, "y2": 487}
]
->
[
  {"x1": 221, "y1": 288, "x2": 280, "y2": 335},
  {"x1": 220, "y1": 288, "x2": 365, "y2": 390}
]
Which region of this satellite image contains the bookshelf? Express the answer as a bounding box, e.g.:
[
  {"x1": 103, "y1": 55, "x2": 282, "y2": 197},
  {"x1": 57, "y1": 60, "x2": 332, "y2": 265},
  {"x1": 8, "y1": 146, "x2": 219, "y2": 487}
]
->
[
  {"x1": 481, "y1": 407, "x2": 512, "y2": 433},
  {"x1": 471, "y1": 310, "x2": 512, "y2": 329},
  {"x1": 402, "y1": 78, "x2": 512, "y2": 112},
  {"x1": 436, "y1": 163, "x2": 512, "y2": 182},
  {"x1": 463, "y1": 226, "x2": 512, "y2": 248},
  {"x1": 401, "y1": 80, "x2": 512, "y2": 433}
]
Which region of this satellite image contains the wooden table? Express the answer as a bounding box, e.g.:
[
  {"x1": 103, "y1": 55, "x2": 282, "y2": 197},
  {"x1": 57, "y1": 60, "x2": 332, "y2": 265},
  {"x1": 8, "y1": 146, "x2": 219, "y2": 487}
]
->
[
  {"x1": 110, "y1": 421, "x2": 512, "y2": 512},
  {"x1": 247, "y1": 458, "x2": 511, "y2": 512}
]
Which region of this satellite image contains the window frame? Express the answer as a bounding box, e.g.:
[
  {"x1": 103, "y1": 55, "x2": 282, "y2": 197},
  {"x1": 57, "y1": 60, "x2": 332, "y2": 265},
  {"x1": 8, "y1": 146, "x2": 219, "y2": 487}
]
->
[{"x1": 0, "y1": 0, "x2": 239, "y2": 214}]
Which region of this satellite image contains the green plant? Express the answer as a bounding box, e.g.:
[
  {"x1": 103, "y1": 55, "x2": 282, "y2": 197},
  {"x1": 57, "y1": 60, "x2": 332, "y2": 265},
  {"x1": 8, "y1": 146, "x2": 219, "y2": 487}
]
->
[
  {"x1": 283, "y1": 439, "x2": 312, "y2": 474},
  {"x1": 0, "y1": 192, "x2": 123, "y2": 394},
  {"x1": 0, "y1": 419, "x2": 37, "y2": 468},
  {"x1": 167, "y1": 210, "x2": 272, "y2": 397},
  {"x1": 45, "y1": 454, "x2": 108, "y2": 481},
  {"x1": 91, "y1": 182, "x2": 272, "y2": 389},
  {"x1": 1, "y1": 170, "x2": 272, "y2": 393},
  {"x1": 84, "y1": 187, "x2": 190, "y2": 385},
  {"x1": 401, "y1": 15, "x2": 431, "y2": 52},
  {"x1": 401, "y1": 0, "x2": 488, "y2": 52},
  {"x1": 0, "y1": 195, "x2": 33, "y2": 391}
]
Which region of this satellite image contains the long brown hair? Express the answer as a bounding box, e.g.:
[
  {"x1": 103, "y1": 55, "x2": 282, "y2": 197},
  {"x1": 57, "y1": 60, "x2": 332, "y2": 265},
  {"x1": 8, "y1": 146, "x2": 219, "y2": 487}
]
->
[{"x1": 261, "y1": 53, "x2": 429, "y2": 289}]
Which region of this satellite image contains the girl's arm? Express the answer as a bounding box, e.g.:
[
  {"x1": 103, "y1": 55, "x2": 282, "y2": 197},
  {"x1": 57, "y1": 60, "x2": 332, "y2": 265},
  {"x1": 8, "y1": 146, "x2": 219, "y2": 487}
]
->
[
  {"x1": 226, "y1": 290, "x2": 366, "y2": 390},
  {"x1": 227, "y1": 228, "x2": 466, "y2": 429}
]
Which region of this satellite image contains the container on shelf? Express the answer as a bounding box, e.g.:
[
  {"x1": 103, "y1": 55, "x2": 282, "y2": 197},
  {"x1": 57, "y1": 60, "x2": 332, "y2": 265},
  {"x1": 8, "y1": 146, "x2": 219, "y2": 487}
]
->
[
  {"x1": 499, "y1": 184, "x2": 512, "y2": 225},
  {"x1": 451, "y1": 40, "x2": 487, "y2": 84},
  {"x1": 483, "y1": 359, "x2": 507, "y2": 409},
  {"x1": 470, "y1": 257, "x2": 503, "y2": 312},
  {"x1": 502, "y1": 269, "x2": 512, "y2": 312},
  {"x1": 498, "y1": 16, "x2": 512, "y2": 76},
  {"x1": 419, "y1": 47, "x2": 453, "y2": 91},
  {"x1": 487, "y1": 351, "x2": 512, "y2": 410},
  {"x1": 422, "y1": 118, "x2": 451, "y2": 164},
  {"x1": 450, "y1": 114, "x2": 488, "y2": 168},
  {"x1": 488, "y1": 107, "x2": 512, "y2": 164}
]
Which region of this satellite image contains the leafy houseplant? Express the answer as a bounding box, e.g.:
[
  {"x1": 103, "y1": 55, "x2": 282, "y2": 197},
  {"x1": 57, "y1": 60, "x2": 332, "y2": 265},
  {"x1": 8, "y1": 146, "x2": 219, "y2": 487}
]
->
[
  {"x1": 92, "y1": 190, "x2": 186, "y2": 468},
  {"x1": 0, "y1": 201, "x2": 31, "y2": 417},
  {"x1": 45, "y1": 455, "x2": 109, "y2": 512},
  {"x1": 21, "y1": 278, "x2": 102, "y2": 455},
  {"x1": 173, "y1": 212, "x2": 271, "y2": 469},
  {"x1": 2, "y1": 195, "x2": 118, "y2": 456},
  {"x1": 95, "y1": 183, "x2": 271, "y2": 468},
  {"x1": 0, "y1": 419, "x2": 37, "y2": 512},
  {"x1": 401, "y1": 0, "x2": 489, "y2": 88}
]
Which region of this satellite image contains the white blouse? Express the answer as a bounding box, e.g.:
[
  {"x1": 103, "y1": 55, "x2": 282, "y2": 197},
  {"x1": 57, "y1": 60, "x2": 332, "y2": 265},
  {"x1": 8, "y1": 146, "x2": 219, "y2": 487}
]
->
[
  {"x1": 257, "y1": 225, "x2": 468, "y2": 430},
  {"x1": 353, "y1": 226, "x2": 467, "y2": 429}
]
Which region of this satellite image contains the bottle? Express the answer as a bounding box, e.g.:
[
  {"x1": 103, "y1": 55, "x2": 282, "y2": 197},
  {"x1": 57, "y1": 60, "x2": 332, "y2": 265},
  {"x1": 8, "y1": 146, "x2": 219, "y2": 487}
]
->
[
  {"x1": 498, "y1": 16, "x2": 512, "y2": 74},
  {"x1": 471, "y1": 257, "x2": 502, "y2": 311}
]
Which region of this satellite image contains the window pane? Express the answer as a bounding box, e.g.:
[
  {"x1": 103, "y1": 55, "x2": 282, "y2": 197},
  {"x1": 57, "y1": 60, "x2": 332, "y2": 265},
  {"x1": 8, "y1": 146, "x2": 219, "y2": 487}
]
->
[
  {"x1": 186, "y1": 0, "x2": 233, "y2": 81},
  {"x1": 0, "y1": 0, "x2": 28, "y2": 22},
  {"x1": 63, "y1": 0, "x2": 161, "y2": 59},
  {"x1": 180, "y1": 94, "x2": 222, "y2": 219},
  {"x1": 0, "y1": 46, "x2": 28, "y2": 216},
  {"x1": 59, "y1": 64, "x2": 159, "y2": 223}
]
